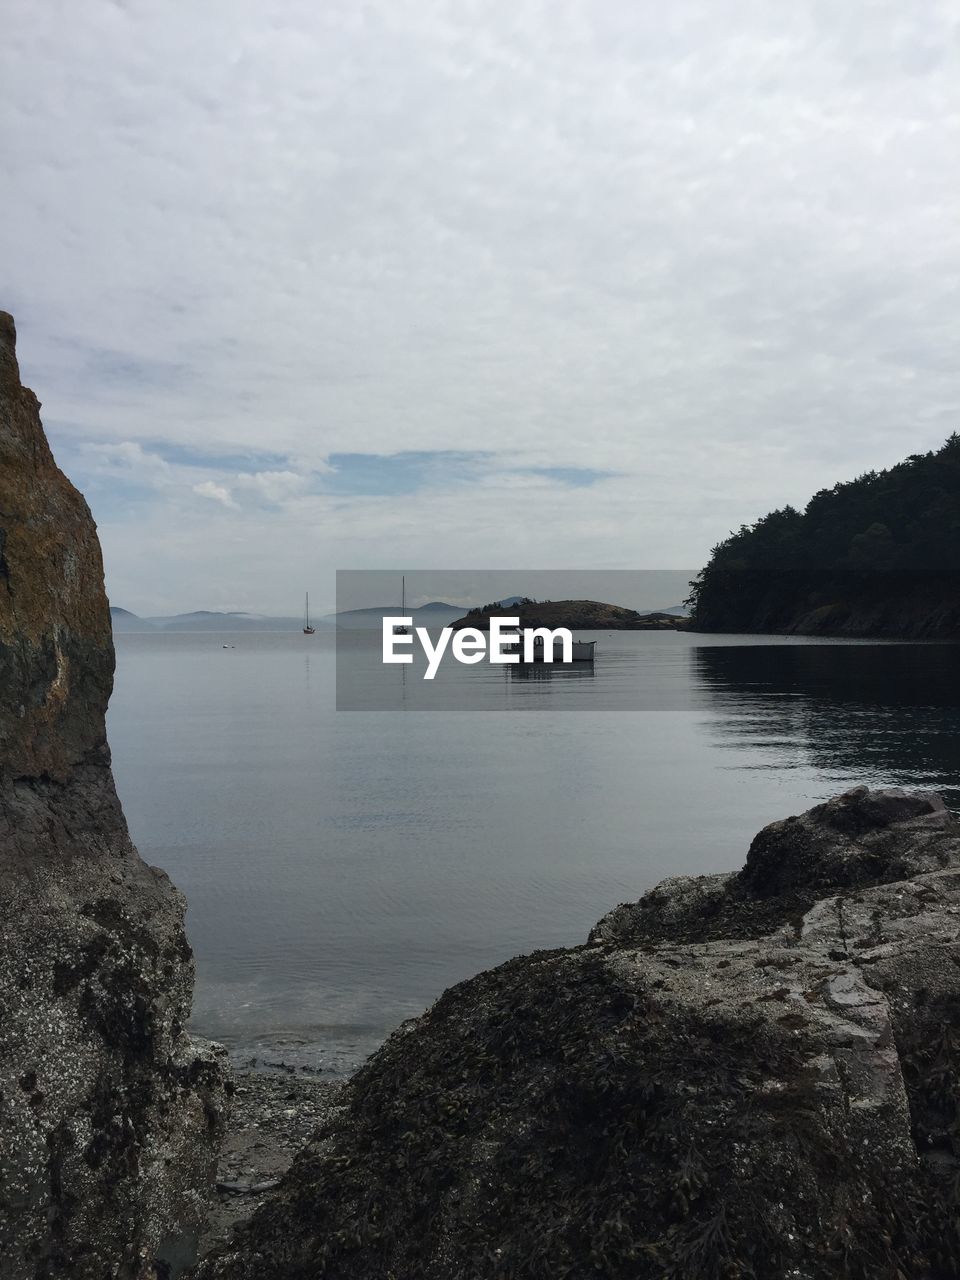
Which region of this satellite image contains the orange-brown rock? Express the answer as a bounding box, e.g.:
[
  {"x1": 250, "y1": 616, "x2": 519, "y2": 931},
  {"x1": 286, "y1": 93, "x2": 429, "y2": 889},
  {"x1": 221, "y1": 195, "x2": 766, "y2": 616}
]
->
[
  {"x1": 0, "y1": 310, "x2": 113, "y2": 780},
  {"x1": 0, "y1": 312, "x2": 228, "y2": 1279}
]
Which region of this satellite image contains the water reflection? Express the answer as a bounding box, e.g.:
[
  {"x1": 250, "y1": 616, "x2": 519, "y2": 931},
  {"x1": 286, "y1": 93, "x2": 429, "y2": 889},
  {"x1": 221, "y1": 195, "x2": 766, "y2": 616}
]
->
[
  {"x1": 507, "y1": 662, "x2": 597, "y2": 683},
  {"x1": 692, "y1": 644, "x2": 960, "y2": 806}
]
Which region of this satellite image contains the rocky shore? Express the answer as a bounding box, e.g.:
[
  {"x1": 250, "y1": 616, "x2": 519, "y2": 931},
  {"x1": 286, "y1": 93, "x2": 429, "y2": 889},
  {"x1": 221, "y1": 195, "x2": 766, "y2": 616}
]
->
[
  {"x1": 201, "y1": 1071, "x2": 345, "y2": 1257},
  {"x1": 199, "y1": 786, "x2": 960, "y2": 1280},
  {"x1": 6, "y1": 306, "x2": 960, "y2": 1279}
]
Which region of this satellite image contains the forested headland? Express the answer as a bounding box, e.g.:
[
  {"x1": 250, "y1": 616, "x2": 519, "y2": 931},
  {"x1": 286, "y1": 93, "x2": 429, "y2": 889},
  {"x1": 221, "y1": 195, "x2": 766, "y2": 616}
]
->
[{"x1": 687, "y1": 434, "x2": 960, "y2": 637}]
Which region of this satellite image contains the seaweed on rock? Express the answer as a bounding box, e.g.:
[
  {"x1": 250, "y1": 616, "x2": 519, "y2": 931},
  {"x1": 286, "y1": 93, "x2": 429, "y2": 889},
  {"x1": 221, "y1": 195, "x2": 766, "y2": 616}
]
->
[{"x1": 199, "y1": 788, "x2": 960, "y2": 1279}]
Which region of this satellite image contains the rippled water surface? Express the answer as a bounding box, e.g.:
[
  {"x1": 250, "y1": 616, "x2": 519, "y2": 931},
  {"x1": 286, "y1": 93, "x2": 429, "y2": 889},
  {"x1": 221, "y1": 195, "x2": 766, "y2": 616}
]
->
[{"x1": 108, "y1": 631, "x2": 960, "y2": 1073}]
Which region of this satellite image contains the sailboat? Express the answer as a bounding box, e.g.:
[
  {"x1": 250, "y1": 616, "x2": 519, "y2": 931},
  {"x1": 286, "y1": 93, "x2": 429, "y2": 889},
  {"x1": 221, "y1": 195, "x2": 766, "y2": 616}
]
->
[
  {"x1": 303, "y1": 592, "x2": 315, "y2": 635},
  {"x1": 393, "y1": 576, "x2": 409, "y2": 635}
]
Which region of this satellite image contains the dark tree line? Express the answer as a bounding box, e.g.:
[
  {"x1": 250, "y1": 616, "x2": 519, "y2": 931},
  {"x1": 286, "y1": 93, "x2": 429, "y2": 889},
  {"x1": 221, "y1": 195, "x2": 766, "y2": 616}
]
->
[
  {"x1": 686, "y1": 434, "x2": 960, "y2": 635},
  {"x1": 464, "y1": 598, "x2": 537, "y2": 617}
]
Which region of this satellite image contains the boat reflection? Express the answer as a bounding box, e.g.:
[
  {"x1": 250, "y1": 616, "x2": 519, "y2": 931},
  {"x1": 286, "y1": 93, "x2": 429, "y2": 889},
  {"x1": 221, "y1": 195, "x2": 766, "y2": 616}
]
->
[{"x1": 507, "y1": 660, "x2": 597, "y2": 682}]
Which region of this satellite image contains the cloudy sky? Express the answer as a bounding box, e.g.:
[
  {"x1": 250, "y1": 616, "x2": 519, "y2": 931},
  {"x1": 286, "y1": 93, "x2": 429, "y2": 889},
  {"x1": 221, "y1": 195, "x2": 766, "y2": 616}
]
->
[{"x1": 3, "y1": 1, "x2": 958, "y2": 615}]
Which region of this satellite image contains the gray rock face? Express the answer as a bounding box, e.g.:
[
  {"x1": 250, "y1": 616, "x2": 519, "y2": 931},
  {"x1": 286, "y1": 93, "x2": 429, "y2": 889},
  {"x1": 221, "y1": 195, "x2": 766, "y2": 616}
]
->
[
  {"x1": 0, "y1": 313, "x2": 228, "y2": 1279},
  {"x1": 201, "y1": 786, "x2": 960, "y2": 1280},
  {"x1": 589, "y1": 785, "x2": 958, "y2": 948}
]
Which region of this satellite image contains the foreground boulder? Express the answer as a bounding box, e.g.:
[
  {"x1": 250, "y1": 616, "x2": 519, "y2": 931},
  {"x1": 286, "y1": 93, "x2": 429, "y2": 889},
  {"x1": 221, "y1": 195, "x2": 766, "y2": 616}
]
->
[
  {"x1": 0, "y1": 312, "x2": 228, "y2": 1279},
  {"x1": 201, "y1": 786, "x2": 960, "y2": 1279}
]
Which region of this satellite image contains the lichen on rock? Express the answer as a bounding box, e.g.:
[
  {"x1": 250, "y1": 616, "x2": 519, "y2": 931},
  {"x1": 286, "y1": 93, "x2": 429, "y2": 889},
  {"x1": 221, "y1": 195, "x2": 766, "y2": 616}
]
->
[{"x1": 0, "y1": 311, "x2": 229, "y2": 1279}]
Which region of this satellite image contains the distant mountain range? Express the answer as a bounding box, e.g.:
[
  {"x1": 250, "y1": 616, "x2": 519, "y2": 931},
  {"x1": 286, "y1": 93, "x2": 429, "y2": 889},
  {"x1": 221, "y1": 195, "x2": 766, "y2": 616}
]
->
[
  {"x1": 108, "y1": 603, "x2": 467, "y2": 633},
  {"x1": 110, "y1": 598, "x2": 691, "y2": 634},
  {"x1": 109, "y1": 608, "x2": 307, "y2": 633},
  {"x1": 322, "y1": 601, "x2": 468, "y2": 630}
]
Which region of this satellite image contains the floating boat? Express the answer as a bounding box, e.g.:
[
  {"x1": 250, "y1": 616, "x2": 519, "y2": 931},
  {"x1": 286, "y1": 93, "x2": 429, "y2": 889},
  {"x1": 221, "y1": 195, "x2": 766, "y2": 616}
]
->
[
  {"x1": 530, "y1": 636, "x2": 595, "y2": 663},
  {"x1": 303, "y1": 592, "x2": 315, "y2": 635},
  {"x1": 502, "y1": 631, "x2": 596, "y2": 663},
  {"x1": 393, "y1": 575, "x2": 409, "y2": 635}
]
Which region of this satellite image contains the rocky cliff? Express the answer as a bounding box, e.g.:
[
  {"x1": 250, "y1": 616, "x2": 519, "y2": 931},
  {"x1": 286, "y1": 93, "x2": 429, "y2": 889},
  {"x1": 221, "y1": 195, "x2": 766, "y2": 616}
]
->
[
  {"x1": 0, "y1": 312, "x2": 228, "y2": 1280},
  {"x1": 200, "y1": 786, "x2": 960, "y2": 1279}
]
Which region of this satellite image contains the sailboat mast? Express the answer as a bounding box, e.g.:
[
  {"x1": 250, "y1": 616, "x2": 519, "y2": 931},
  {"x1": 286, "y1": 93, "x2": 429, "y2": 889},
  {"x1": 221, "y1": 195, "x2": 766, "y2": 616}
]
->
[{"x1": 401, "y1": 575, "x2": 405, "y2": 613}]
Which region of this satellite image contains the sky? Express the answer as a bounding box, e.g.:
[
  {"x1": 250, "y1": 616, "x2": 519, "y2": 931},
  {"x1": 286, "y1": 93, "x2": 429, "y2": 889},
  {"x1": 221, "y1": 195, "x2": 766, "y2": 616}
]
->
[{"x1": 2, "y1": 0, "x2": 958, "y2": 616}]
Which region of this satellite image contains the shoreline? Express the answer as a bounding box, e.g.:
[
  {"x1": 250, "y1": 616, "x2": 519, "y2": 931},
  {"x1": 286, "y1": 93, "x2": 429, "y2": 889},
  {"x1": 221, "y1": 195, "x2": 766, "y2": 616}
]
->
[
  {"x1": 197, "y1": 788, "x2": 960, "y2": 1278},
  {"x1": 193, "y1": 1025, "x2": 389, "y2": 1081},
  {"x1": 201, "y1": 1066, "x2": 347, "y2": 1256}
]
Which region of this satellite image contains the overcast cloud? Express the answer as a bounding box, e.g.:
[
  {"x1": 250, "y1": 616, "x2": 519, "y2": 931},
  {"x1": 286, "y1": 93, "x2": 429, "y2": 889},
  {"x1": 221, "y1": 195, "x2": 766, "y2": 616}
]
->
[{"x1": 2, "y1": 1, "x2": 958, "y2": 614}]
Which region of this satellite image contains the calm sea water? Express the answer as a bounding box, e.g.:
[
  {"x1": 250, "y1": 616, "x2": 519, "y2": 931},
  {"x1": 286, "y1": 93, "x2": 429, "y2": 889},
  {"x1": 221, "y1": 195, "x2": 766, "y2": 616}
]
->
[{"x1": 108, "y1": 631, "x2": 960, "y2": 1075}]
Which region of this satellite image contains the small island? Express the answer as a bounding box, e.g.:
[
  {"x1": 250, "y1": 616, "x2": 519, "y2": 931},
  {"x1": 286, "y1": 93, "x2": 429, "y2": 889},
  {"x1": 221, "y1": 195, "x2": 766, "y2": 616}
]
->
[{"x1": 450, "y1": 598, "x2": 684, "y2": 631}]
